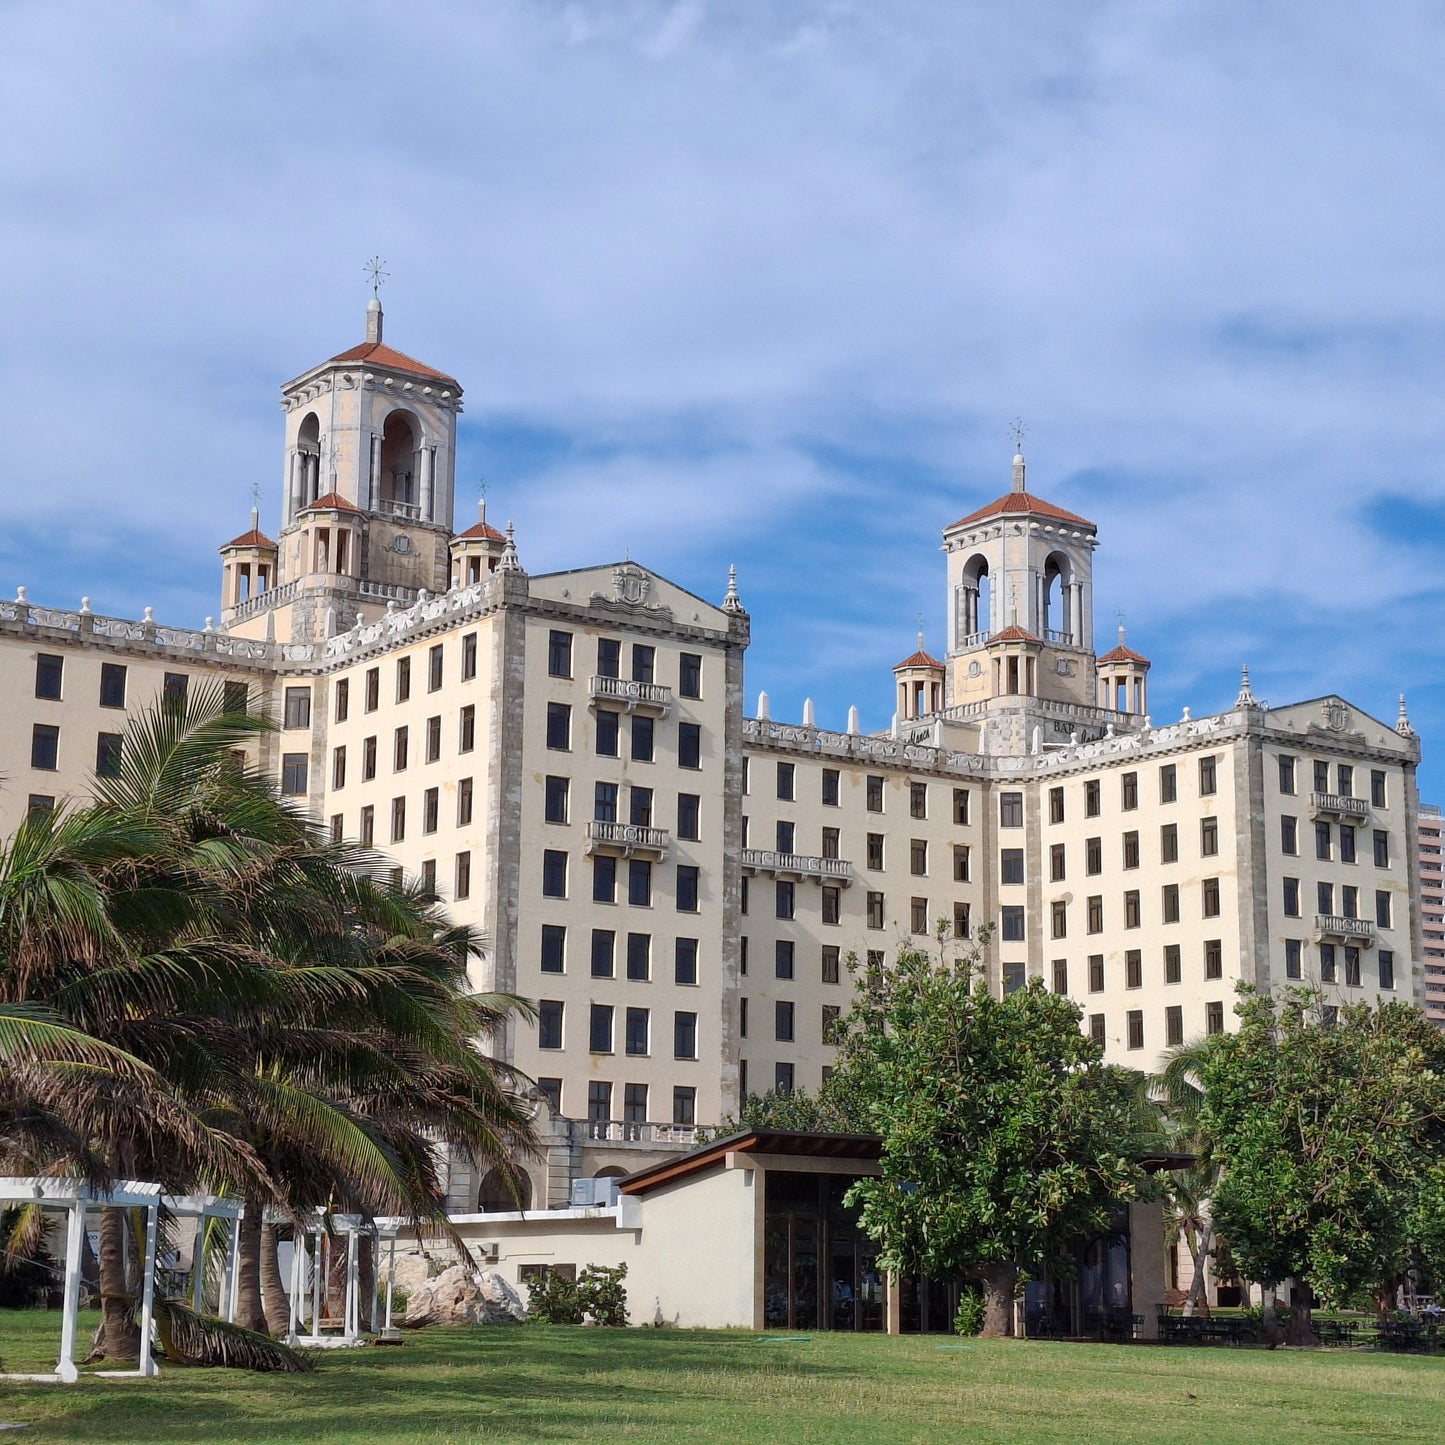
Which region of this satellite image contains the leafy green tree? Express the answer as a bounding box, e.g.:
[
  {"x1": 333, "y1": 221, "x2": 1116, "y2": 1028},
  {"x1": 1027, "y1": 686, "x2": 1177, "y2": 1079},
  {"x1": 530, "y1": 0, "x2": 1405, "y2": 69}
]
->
[
  {"x1": 697, "y1": 1082, "x2": 862, "y2": 1142},
  {"x1": 830, "y1": 939, "x2": 1147, "y2": 1336},
  {"x1": 1202, "y1": 987, "x2": 1445, "y2": 1342}
]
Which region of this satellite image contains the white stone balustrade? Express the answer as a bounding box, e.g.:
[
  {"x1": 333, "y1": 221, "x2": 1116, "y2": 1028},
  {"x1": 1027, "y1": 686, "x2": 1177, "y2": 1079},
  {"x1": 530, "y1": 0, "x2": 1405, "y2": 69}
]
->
[
  {"x1": 588, "y1": 674, "x2": 673, "y2": 715},
  {"x1": 742, "y1": 849, "x2": 854, "y2": 885}
]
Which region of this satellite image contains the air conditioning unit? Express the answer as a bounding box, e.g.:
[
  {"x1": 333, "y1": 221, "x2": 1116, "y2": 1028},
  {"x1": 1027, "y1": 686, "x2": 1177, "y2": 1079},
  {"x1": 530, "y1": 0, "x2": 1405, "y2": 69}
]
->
[{"x1": 570, "y1": 1178, "x2": 620, "y2": 1208}]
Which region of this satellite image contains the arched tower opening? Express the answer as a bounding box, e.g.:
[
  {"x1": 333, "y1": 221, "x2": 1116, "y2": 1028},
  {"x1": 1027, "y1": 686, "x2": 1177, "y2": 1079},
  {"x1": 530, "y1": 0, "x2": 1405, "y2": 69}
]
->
[
  {"x1": 292, "y1": 412, "x2": 321, "y2": 516},
  {"x1": 379, "y1": 412, "x2": 419, "y2": 515},
  {"x1": 958, "y1": 554, "x2": 991, "y2": 643},
  {"x1": 1042, "y1": 551, "x2": 1075, "y2": 643}
]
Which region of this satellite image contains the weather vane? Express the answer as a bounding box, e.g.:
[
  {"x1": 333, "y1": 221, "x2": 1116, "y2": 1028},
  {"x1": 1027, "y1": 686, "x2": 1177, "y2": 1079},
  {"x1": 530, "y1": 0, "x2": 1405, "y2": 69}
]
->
[
  {"x1": 364, "y1": 255, "x2": 389, "y2": 298},
  {"x1": 1009, "y1": 417, "x2": 1028, "y2": 452},
  {"x1": 249, "y1": 480, "x2": 263, "y2": 508}
]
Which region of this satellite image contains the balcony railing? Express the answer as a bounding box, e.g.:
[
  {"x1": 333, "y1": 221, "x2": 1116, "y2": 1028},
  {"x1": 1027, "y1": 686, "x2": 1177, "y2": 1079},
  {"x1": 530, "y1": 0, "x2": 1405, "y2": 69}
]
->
[
  {"x1": 584, "y1": 1120, "x2": 699, "y2": 1145},
  {"x1": 742, "y1": 849, "x2": 854, "y2": 885},
  {"x1": 588, "y1": 674, "x2": 673, "y2": 715},
  {"x1": 1315, "y1": 914, "x2": 1374, "y2": 943},
  {"x1": 1311, "y1": 791, "x2": 1370, "y2": 821},
  {"x1": 585, "y1": 820, "x2": 670, "y2": 858},
  {"x1": 376, "y1": 498, "x2": 422, "y2": 520}
]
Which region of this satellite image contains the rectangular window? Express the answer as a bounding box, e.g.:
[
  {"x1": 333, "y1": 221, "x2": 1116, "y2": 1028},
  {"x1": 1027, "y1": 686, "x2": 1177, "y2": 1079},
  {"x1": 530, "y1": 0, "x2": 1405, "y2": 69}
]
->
[
  {"x1": 631, "y1": 644, "x2": 655, "y2": 685},
  {"x1": 1084, "y1": 780, "x2": 1101, "y2": 817},
  {"x1": 1371, "y1": 770, "x2": 1388, "y2": 808},
  {"x1": 1164, "y1": 943, "x2": 1182, "y2": 984},
  {"x1": 546, "y1": 702, "x2": 571, "y2": 752},
  {"x1": 1123, "y1": 831, "x2": 1140, "y2": 869},
  {"x1": 1340, "y1": 826, "x2": 1356, "y2": 864},
  {"x1": 1337, "y1": 763, "x2": 1354, "y2": 798},
  {"x1": 390, "y1": 796, "x2": 406, "y2": 843},
  {"x1": 741, "y1": 877, "x2": 749, "y2": 916},
  {"x1": 626, "y1": 1007, "x2": 650, "y2": 1056},
  {"x1": 540, "y1": 924, "x2": 566, "y2": 974},
  {"x1": 1124, "y1": 890, "x2": 1141, "y2": 929},
  {"x1": 740, "y1": 997, "x2": 748, "y2": 1039},
  {"x1": 1313, "y1": 758, "x2": 1330, "y2": 792},
  {"x1": 99, "y1": 661, "x2": 127, "y2": 709},
  {"x1": 588, "y1": 783, "x2": 616, "y2": 825},
  {"x1": 1165, "y1": 1006, "x2": 1183, "y2": 1047},
  {"x1": 282, "y1": 685, "x2": 312, "y2": 729},
  {"x1": 95, "y1": 732, "x2": 123, "y2": 778},
  {"x1": 631, "y1": 715, "x2": 655, "y2": 762},
  {"x1": 1344, "y1": 946, "x2": 1362, "y2": 988},
  {"x1": 1088, "y1": 955, "x2": 1105, "y2": 992},
  {"x1": 628, "y1": 859, "x2": 652, "y2": 906},
  {"x1": 867, "y1": 775, "x2": 885, "y2": 812},
  {"x1": 864, "y1": 834, "x2": 885, "y2": 871},
  {"x1": 913, "y1": 897, "x2": 931, "y2": 935},
  {"x1": 455, "y1": 850, "x2": 471, "y2": 900},
  {"x1": 1374, "y1": 830, "x2": 1390, "y2": 868},
  {"x1": 1205, "y1": 1001, "x2": 1224, "y2": 1036},
  {"x1": 953, "y1": 788, "x2": 970, "y2": 825},
  {"x1": 1284, "y1": 938, "x2": 1302, "y2": 980},
  {"x1": 623, "y1": 1082, "x2": 648, "y2": 1124},
  {"x1": 1202, "y1": 877, "x2": 1221, "y2": 917},
  {"x1": 822, "y1": 769, "x2": 841, "y2": 806},
  {"x1": 821, "y1": 1003, "x2": 841, "y2": 1044},
  {"x1": 364, "y1": 667, "x2": 380, "y2": 712},
  {"x1": 332, "y1": 745, "x2": 347, "y2": 790},
  {"x1": 1087, "y1": 895, "x2": 1104, "y2": 933},
  {"x1": 676, "y1": 792, "x2": 700, "y2": 840},
  {"x1": 1199, "y1": 755, "x2": 1218, "y2": 796},
  {"x1": 457, "y1": 777, "x2": 473, "y2": 827},
  {"x1": 590, "y1": 708, "x2": 620, "y2": 757},
  {"x1": 427, "y1": 644, "x2": 444, "y2": 692},
  {"x1": 162, "y1": 672, "x2": 188, "y2": 706},
  {"x1": 1049, "y1": 785, "x2": 1065, "y2": 824},
  {"x1": 459, "y1": 704, "x2": 476, "y2": 752},
  {"x1": 673, "y1": 1011, "x2": 698, "y2": 1060},
  {"x1": 1320, "y1": 942, "x2": 1338, "y2": 983},
  {"x1": 1278, "y1": 755, "x2": 1296, "y2": 794},
  {"x1": 1000, "y1": 847, "x2": 1024, "y2": 885},
  {"x1": 1161, "y1": 823, "x2": 1179, "y2": 864},
  {"x1": 31, "y1": 723, "x2": 59, "y2": 770},
  {"x1": 775, "y1": 881, "x2": 795, "y2": 919},
  {"x1": 1159, "y1": 763, "x2": 1177, "y2": 803},
  {"x1": 675, "y1": 938, "x2": 698, "y2": 986},
  {"x1": 678, "y1": 652, "x2": 702, "y2": 698},
  {"x1": 821, "y1": 827, "x2": 840, "y2": 861},
  {"x1": 1200, "y1": 816, "x2": 1219, "y2": 857},
  {"x1": 538, "y1": 1000, "x2": 564, "y2": 1050},
  {"x1": 1379, "y1": 950, "x2": 1396, "y2": 990},
  {"x1": 590, "y1": 1003, "x2": 614, "y2": 1053},
  {"x1": 1281, "y1": 816, "x2": 1298, "y2": 855},
  {"x1": 281, "y1": 752, "x2": 308, "y2": 795},
  {"x1": 591, "y1": 929, "x2": 616, "y2": 978},
  {"x1": 1001, "y1": 905, "x2": 1025, "y2": 942},
  {"x1": 395, "y1": 657, "x2": 410, "y2": 703},
  {"x1": 1051, "y1": 900, "x2": 1068, "y2": 939},
  {"x1": 821, "y1": 945, "x2": 841, "y2": 985},
  {"x1": 677, "y1": 722, "x2": 702, "y2": 770},
  {"x1": 909, "y1": 781, "x2": 928, "y2": 819},
  {"x1": 775, "y1": 1001, "x2": 795, "y2": 1043},
  {"x1": 393, "y1": 726, "x2": 409, "y2": 772},
  {"x1": 1162, "y1": 883, "x2": 1181, "y2": 923},
  {"x1": 596, "y1": 638, "x2": 621, "y2": 679},
  {"x1": 424, "y1": 860, "x2": 440, "y2": 895},
  {"x1": 1204, "y1": 939, "x2": 1223, "y2": 980},
  {"x1": 589, "y1": 1081, "x2": 613, "y2": 1124},
  {"x1": 425, "y1": 715, "x2": 442, "y2": 763},
  {"x1": 913, "y1": 839, "x2": 931, "y2": 877},
  {"x1": 537, "y1": 1078, "x2": 564, "y2": 1116},
  {"x1": 822, "y1": 885, "x2": 841, "y2": 926},
  {"x1": 359, "y1": 805, "x2": 374, "y2": 847},
  {"x1": 422, "y1": 786, "x2": 439, "y2": 834},
  {"x1": 1089, "y1": 1013, "x2": 1106, "y2": 1046},
  {"x1": 1342, "y1": 884, "x2": 1358, "y2": 920},
  {"x1": 1318, "y1": 880, "x2": 1335, "y2": 916},
  {"x1": 867, "y1": 892, "x2": 885, "y2": 930},
  {"x1": 776, "y1": 762, "x2": 795, "y2": 801},
  {"x1": 1049, "y1": 843, "x2": 1066, "y2": 882},
  {"x1": 543, "y1": 849, "x2": 568, "y2": 898},
  {"x1": 329, "y1": 815, "x2": 343, "y2": 844},
  {"x1": 462, "y1": 632, "x2": 477, "y2": 681},
  {"x1": 775, "y1": 1062, "x2": 795, "y2": 1094},
  {"x1": 1121, "y1": 772, "x2": 1138, "y2": 811},
  {"x1": 999, "y1": 791, "x2": 1023, "y2": 828},
  {"x1": 673, "y1": 1086, "x2": 696, "y2": 1126},
  {"x1": 1085, "y1": 837, "x2": 1102, "y2": 875},
  {"x1": 1052, "y1": 958, "x2": 1068, "y2": 994},
  {"x1": 953, "y1": 902, "x2": 970, "y2": 938},
  {"x1": 1376, "y1": 890, "x2": 1392, "y2": 928},
  {"x1": 548, "y1": 630, "x2": 573, "y2": 678},
  {"x1": 1283, "y1": 877, "x2": 1300, "y2": 917},
  {"x1": 544, "y1": 775, "x2": 569, "y2": 825},
  {"x1": 1003, "y1": 962, "x2": 1026, "y2": 995},
  {"x1": 1126, "y1": 1010, "x2": 1144, "y2": 1051},
  {"x1": 676, "y1": 865, "x2": 700, "y2": 912}
]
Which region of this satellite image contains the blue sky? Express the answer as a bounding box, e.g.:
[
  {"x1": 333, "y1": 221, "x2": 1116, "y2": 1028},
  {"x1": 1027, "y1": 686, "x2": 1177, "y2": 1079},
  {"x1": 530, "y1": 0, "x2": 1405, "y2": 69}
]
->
[{"x1": 6, "y1": 2, "x2": 1445, "y2": 797}]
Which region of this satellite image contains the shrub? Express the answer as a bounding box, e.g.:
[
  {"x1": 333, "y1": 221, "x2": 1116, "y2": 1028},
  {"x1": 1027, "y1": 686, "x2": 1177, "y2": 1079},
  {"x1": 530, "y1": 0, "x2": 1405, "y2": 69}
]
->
[
  {"x1": 953, "y1": 1288, "x2": 985, "y2": 1337},
  {"x1": 580, "y1": 1263, "x2": 629, "y2": 1327},
  {"x1": 526, "y1": 1270, "x2": 584, "y2": 1324}
]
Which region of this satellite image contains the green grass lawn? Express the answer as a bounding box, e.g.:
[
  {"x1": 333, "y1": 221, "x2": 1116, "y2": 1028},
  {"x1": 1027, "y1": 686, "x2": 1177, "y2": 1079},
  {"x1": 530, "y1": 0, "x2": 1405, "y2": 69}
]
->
[{"x1": 2, "y1": 1309, "x2": 1443, "y2": 1444}]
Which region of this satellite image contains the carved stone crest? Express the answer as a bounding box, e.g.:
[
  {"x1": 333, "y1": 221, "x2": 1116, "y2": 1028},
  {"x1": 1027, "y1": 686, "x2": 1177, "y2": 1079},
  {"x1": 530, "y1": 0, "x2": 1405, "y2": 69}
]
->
[
  {"x1": 612, "y1": 562, "x2": 651, "y2": 606},
  {"x1": 1322, "y1": 701, "x2": 1351, "y2": 732}
]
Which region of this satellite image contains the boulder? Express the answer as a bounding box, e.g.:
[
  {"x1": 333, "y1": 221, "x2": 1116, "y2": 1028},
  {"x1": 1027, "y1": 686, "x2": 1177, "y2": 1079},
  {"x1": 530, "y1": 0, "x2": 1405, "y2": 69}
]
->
[{"x1": 402, "y1": 1264, "x2": 526, "y2": 1327}]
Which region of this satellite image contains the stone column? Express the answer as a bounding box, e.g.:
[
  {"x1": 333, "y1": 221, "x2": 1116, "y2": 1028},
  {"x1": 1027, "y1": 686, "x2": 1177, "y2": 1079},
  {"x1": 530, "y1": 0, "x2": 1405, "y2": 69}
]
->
[
  {"x1": 420, "y1": 446, "x2": 435, "y2": 521},
  {"x1": 368, "y1": 434, "x2": 381, "y2": 511}
]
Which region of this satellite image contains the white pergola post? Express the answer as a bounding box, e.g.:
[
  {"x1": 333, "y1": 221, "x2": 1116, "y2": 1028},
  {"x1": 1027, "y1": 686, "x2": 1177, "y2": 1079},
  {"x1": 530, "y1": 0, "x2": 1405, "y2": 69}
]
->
[
  {"x1": 190, "y1": 1218, "x2": 206, "y2": 1312},
  {"x1": 55, "y1": 1200, "x2": 86, "y2": 1383},
  {"x1": 384, "y1": 1232, "x2": 397, "y2": 1332},
  {"x1": 137, "y1": 1202, "x2": 160, "y2": 1378},
  {"x1": 310, "y1": 1229, "x2": 324, "y2": 1340},
  {"x1": 286, "y1": 1224, "x2": 305, "y2": 1345},
  {"x1": 225, "y1": 1214, "x2": 242, "y2": 1323},
  {"x1": 345, "y1": 1227, "x2": 360, "y2": 1339}
]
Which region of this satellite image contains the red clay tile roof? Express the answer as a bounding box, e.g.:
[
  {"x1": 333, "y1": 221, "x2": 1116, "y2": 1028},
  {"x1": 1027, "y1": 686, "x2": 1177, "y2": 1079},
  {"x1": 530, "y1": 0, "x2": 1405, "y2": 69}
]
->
[
  {"x1": 893, "y1": 650, "x2": 943, "y2": 670},
  {"x1": 327, "y1": 341, "x2": 457, "y2": 383},
  {"x1": 455, "y1": 521, "x2": 506, "y2": 542},
  {"x1": 219, "y1": 528, "x2": 276, "y2": 550},
  {"x1": 299, "y1": 491, "x2": 364, "y2": 514},
  {"x1": 990, "y1": 625, "x2": 1043, "y2": 644},
  {"x1": 946, "y1": 491, "x2": 1095, "y2": 531},
  {"x1": 1099, "y1": 643, "x2": 1151, "y2": 665}
]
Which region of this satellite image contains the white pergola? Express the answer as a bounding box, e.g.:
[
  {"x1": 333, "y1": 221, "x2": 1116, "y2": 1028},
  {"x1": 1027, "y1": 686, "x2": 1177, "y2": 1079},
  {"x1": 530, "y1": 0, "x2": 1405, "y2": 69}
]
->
[
  {"x1": 0, "y1": 1177, "x2": 243, "y2": 1384},
  {"x1": 284, "y1": 1212, "x2": 396, "y2": 1349}
]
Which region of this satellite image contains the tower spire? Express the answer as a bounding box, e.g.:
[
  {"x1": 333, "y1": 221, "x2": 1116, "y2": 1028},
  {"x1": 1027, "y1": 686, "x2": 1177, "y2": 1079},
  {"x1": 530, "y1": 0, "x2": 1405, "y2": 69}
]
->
[
  {"x1": 723, "y1": 564, "x2": 745, "y2": 615},
  {"x1": 1397, "y1": 693, "x2": 1416, "y2": 737},
  {"x1": 364, "y1": 255, "x2": 388, "y2": 343},
  {"x1": 1009, "y1": 417, "x2": 1027, "y2": 493},
  {"x1": 1235, "y1": 663, "x2": 1260, "y2": 709}
]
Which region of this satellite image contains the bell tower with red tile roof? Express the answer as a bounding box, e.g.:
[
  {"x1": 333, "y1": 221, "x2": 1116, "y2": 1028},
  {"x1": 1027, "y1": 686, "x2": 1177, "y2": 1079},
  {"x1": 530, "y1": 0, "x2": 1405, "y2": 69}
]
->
[{"x1": 222, "y1": 297, "x2": 464, "y2": 643}]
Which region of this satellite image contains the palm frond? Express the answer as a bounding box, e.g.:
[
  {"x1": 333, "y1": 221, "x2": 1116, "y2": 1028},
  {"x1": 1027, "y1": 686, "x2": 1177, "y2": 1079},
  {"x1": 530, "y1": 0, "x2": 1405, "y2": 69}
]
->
[{"x1": 153, "y1": 1296, "x2": 314, "y2": 1373}]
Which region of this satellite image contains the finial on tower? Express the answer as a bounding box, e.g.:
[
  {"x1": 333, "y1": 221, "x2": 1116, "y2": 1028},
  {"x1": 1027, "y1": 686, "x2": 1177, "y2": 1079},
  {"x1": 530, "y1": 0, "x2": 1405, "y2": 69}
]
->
[
  {"x1": 1235, "y1": 664, "x2": 1260, "y2": 709},
  {"x1": 723, "y1": 563, "x2": 745, "y2": 615},
  {"x1": 1009, "y1": 417, "x2": 1028, "y2": 492},
  {"x1": 364, "y1": 256, "x2": 388, "y2": 343},
  {"x1": 1397, "y1": 693, "x2": 1416, "y2": 737},
  {"x1": 497, "y1": 522, "x2": 524, "y2": 575}
]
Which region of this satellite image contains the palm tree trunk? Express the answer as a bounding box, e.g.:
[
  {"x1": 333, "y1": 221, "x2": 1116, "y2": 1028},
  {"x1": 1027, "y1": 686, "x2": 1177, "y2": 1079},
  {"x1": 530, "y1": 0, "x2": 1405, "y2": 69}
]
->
[
  {"x1": 358, "y1": 1235, "x2": 375, "y2": 1332},
  {"x1": 98, "y1": 1206, "x2": 141, "y2": 1361},
  {"x1": 233, "y1": 1204, "x2": 269, "y2": 1335},
  {"x1": 1183, "y1": 1223, "x2": 1212, "y2": 1318},
  {"x1": 260, "y1": 1223, "x2": 291, "y2": 1335}
]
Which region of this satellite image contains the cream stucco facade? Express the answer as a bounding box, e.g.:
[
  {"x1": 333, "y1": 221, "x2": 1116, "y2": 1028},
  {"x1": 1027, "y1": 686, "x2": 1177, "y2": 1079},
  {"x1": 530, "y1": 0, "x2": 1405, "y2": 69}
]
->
[{"x1": 0, "y1": 302, "x2": 1427, "y2": 1212}]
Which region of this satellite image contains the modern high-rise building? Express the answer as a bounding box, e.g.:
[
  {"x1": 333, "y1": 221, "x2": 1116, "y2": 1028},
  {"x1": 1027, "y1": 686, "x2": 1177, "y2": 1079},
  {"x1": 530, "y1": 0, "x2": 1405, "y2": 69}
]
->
[
  {"x1": 1417, "y1": 803, "x2": 1444, "y2": 1026},
  {"x1": 0, "y1": 302, "x2": 1427, "y2": 1207}
]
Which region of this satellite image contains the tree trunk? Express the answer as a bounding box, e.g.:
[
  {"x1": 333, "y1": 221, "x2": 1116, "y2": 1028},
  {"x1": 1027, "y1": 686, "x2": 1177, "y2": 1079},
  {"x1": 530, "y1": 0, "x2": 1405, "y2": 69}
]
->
[
  {"x1": 1259, "y1": 1284, "x2": 1285, "y2": 1349},
  {"x1": 1284, "y1": 1287, "x2": 1317, "y2": 1347},
  {"x1": 97, "y1": 1206, "x2": 141, "y2": 1361},
  {"x1": 233, "y1": 1205, "x2": 269, "y2": 1335},
  {"x1": 358, "y1": 1235, "x2": 375, "y2": 1332},
  {"x1": 1182, "y1": 1224, "x2": 1212, "y2": 1318},
  {"x1": 977, "y1": 1262, "x2": 1018, "y2": 1338},
  {"x1": 260, "y1": 1223, "x2": 291, "y2": 1336}
]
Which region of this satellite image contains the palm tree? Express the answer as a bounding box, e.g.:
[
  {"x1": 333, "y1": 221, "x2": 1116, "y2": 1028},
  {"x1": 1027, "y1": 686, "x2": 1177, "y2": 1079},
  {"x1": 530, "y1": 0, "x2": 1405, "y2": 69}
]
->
[{"x1": 1153, "y1": 1036, "x2": 1220, "y2": 1318}]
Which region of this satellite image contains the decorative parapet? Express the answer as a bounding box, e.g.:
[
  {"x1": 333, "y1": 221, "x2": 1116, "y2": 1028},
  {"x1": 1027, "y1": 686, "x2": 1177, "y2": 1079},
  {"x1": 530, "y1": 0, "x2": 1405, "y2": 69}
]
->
[
  {"x1": 1310, "y1": 791, "x2": 1371, "y2": 822},
  {"x1": 1315, "y1": 915, "x2": 1374, "y2": 945},
  {"x1": 588, "y1": 674, "x2": 673, "y2": 715},
  {"x1": 742, "y1": 848, "x2": 854, "y2": 885},
  {"x1": 317, "y1": 579, "x2": 496, "y2": 668},
  {"x1": 584, "y1": 820, "x2": 671, "y2": 859}
]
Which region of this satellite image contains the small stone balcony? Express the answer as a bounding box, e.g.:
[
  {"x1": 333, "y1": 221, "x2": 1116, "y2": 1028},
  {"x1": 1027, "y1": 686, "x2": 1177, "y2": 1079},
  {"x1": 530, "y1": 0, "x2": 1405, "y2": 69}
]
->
[
  {"x1": 585, "y1": 820, "x2": 671, "y2": 859},
  {"x1": 742, "y1": 849, "x2": 855, "y2": 886},
  {"x1": 1315, "y1": 914, "x2": 1374, "y2": 944},
  {"x1": 589, "y1": 674, "x2": 673, "y2": 716},
  {"x1": 1310, "y1": 791, "x2": 1371, "y2": 822}
]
